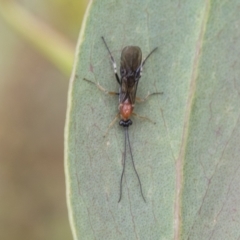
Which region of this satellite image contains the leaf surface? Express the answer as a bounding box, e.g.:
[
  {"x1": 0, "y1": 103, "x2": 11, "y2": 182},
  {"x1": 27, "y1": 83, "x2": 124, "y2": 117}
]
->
[{"x1": 65, "y1": 0, "x2": 240, "y2": 239}]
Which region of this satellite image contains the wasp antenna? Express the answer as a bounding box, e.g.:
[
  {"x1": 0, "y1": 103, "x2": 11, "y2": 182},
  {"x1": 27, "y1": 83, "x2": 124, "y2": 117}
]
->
[
  {"x1": 126, "y1": 127, "x2": 146, "y2": 203},
  {"x1": 118, "y1": 127, "x2": 127, "y2": 203}
]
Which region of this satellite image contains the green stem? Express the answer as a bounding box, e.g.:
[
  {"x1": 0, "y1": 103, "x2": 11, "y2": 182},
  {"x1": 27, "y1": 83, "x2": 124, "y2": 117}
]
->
[{"x1": 0, "y1": 0, "x2": 75, "y2": 76}]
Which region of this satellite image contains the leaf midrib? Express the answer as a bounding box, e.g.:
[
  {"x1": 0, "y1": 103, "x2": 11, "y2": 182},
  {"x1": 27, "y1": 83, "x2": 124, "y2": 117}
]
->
[{"x1": 174, "y1": 1, "x2": 211, "y2": 239}]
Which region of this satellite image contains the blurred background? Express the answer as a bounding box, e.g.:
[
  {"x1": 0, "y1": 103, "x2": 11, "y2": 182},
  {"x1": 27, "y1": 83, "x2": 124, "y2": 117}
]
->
[{"x1": 0, "y1": 0, "x2": 88, "y2": 239}]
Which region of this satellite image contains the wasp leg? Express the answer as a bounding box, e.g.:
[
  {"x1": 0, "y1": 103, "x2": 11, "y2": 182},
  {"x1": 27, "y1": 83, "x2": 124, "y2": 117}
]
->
[
  {"x1": 136, "y1": 92, "x2": 163, "y2": 103},
  {"x1": 142, "y1": 47, "x2": 158, "y2": 67},
  {"x1": 103, "y1": 113, "x2": 119, "y2": 137},
  {"x1": 132, "y1": 112, "x2": 156, "y2": 124},
  {"x1": 139, "y1": 47, "x2": 158, "y2": 77},
  {"x1": 101, "y1": 37, "x2": 121, "y2": 85},
  {"x1": 83, "y1": 78, "x2": 118, "y2": 96}
]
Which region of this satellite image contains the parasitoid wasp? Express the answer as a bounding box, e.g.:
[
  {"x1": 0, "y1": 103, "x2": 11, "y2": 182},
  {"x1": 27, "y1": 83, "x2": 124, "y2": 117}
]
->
[{"x1": 84, "y1": 37, "x2": 162, "y2": 202}]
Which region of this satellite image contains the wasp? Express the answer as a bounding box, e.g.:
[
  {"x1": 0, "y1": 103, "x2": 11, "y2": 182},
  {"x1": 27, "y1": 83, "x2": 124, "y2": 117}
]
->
[{"x1": 84, "y1": 37, "x2": 162, "y2": 202}]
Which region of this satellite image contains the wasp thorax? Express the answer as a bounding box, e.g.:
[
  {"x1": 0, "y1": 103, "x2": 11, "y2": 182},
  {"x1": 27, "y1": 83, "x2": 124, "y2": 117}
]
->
[{"x1": 119, "y1": 102, "x2": 134, "y2": 121}]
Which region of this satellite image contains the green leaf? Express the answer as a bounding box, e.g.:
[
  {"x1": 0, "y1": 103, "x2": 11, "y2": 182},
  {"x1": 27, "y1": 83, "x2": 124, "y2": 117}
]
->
[{"x1": 65, "y1": 0, "x2": 240, "y2": 239}]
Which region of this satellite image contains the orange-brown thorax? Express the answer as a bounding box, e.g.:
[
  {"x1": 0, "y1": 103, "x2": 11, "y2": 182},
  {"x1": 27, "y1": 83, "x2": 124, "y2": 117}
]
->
[{"x1": 119, "y1": 99, "x2": 134, "y2": 121}]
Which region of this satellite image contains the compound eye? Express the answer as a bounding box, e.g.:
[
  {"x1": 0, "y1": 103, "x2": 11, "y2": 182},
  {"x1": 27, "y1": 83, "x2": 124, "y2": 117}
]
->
[
  {"x1": 128, "y1": 119, "x2": 132, "y2": 126},
  {"x1": 119, "y1": 119, "x2": 132, "y2": 127}
]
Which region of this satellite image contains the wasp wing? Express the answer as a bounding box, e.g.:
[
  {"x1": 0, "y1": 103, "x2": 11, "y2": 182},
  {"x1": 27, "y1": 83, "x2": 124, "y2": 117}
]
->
[{"x1": 119, "y1": 46, "x2": 142, "y2": 104}]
